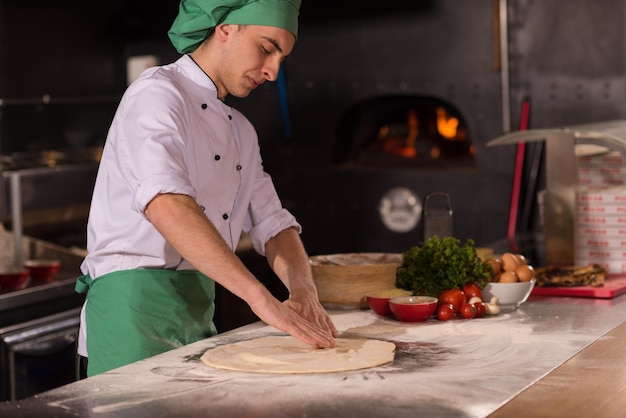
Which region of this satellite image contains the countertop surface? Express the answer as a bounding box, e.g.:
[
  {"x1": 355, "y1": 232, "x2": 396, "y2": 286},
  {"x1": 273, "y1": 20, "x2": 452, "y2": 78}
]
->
[{"x1": 3, "y1": 292, "x2": 626, "y2": 417}]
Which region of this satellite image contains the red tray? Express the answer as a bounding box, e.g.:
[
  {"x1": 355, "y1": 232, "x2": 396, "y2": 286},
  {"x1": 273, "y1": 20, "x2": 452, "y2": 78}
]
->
[{"x1": 531, "y1": 275, "x2": 626, "y2": 299}]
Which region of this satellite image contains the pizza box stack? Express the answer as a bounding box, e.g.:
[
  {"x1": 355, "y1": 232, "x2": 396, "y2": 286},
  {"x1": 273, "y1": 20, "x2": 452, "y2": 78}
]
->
[
  {"x1": 536, "y1": 151, "x2": 626, "y2": 273},
  {"x1": 577, "y1": 150, "x2": 626, "y2": 186},
  {"x1": 575, "y1": 185, "x2": 626, "y2": 274}
]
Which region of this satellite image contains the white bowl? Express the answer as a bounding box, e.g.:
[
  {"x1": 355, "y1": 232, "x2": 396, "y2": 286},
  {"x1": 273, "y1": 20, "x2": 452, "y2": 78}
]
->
[{"x1": 481, "y1": 279, "x2": 536, "y2": 311}]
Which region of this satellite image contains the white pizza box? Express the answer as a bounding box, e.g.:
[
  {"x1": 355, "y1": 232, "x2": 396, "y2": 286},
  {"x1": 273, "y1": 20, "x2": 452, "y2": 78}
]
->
[
  {"x1": 577, "y1": 174, "x2": 626, "y2": 187},
  {"x1": 578, "y1": 166, "x2": 626, "y2": 177},
  {"x1": 576, "y1": 186, "x2": 626, "y2": 204},
  {"x1": 577, "y1": 205, "x2": 626, "y2": 216},
  {"x1": 577, "y1": 151, "x2": 626, "y2": 186},
  {"x1": 577, "y1": 150, "x2": 625, "y2": 166},
  {"x1": 578, "y1": 178, "x2": 626, "y2": 187},
  {"x1": 536, "y1": 189, "x2": 626, "y2": 227},
  {"x1": 575, "y1": 236, "x2": 626, "y2": 249},
  {"x1": 538, "y1": 187, "x2": 626, "y2": 274},
  {"x1": 577, "y1": 226, "x2": 626, "y2": 239},
  {"x1": 575, "y1": 247, "x2": 626, "y2": 261},
  {"x1": 576, "y1": 215, "x2": 626, "y2": 227},
  {"x1": 576, "y1": 188, "x2": 626, "y2": 229},
  {"x1": 574, "y1": 258, "x2": 626, "y2": 275}
]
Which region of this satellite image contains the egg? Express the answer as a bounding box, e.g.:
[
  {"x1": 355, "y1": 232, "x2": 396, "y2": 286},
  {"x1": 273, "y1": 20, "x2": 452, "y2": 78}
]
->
[
  {"x1": 501, "y1": 253, "x2": 520, "y2": 272},
  {"x1": 484, "y1": 258, "x2": 502, "y2": 278},
  {"x1": 515, "y1": 264, "x2": 535, "y2": 282},
  {"x1": 515, "y1": 254, "x2": 528, "y2": 265},
  {"x1": 499, "y1": 271, "x2": 519, "y2": 283}
]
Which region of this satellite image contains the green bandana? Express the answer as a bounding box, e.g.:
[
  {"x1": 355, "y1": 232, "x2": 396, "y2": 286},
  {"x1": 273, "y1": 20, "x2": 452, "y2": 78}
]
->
[{"x1": 168, "y1": 0, "x2": 301, "y2": 54}]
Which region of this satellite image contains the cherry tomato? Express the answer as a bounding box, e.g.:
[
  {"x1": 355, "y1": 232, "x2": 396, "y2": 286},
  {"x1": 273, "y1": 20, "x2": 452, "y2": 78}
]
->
[
  {"x1": 437, "y1": 304, "x2": 455, "y2": 321},
  {"x1": 473, "y1": 302, "x2": 486, "y2": 318},
  {"x1": 438, "y1": 289, "x2": 466, "y2": 313},
  {"x1": 460, "y1": 303, "x2": 476, "y2": 319},
  {"x1": 462, "y1": 282, "x2": 483, "y2": 301}
]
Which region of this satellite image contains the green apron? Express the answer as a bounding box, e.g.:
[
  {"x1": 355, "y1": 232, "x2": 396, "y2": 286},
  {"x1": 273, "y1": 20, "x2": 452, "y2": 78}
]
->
[{"x1": 76, "y1": 269, "x2": 217, "y2": 377}]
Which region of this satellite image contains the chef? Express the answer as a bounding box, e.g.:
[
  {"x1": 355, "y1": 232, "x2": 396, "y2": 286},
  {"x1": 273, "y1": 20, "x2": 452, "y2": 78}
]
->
[{"x1": 75, "y1": 0, "x2": 338, "y2": 378}]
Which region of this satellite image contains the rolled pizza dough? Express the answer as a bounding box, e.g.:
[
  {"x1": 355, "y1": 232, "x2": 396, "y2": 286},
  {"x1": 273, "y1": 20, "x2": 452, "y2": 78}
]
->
[{"x1": 200, "y1": 336, "x2": 395, "y2": 374}]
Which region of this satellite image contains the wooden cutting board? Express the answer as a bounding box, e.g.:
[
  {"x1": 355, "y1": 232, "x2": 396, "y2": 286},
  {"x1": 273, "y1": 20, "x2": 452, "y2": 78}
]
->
[{"x1": 531, "y1": 275, "x2": 626, "y2": 299}]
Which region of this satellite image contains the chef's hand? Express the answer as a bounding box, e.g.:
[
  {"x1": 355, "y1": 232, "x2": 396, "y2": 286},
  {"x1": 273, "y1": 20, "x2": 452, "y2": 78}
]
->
[
  {"x1": 248, "y1": 292, "x2": 337, "y2": 349},
  {"x1": 284, "y1": 295, "x2": 339, "y2": 342},
  {"x1": 260, "y1": 227, "x2": 338, "y2": 348}
]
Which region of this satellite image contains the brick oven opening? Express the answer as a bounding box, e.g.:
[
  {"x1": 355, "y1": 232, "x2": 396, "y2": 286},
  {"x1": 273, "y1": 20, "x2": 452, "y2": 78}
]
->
[{"x1": 332, "y1": 95, "x2": 476, "y2": 168}]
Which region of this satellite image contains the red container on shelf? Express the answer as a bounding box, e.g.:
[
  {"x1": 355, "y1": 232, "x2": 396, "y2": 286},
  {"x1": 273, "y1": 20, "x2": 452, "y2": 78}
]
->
[
  {"x1": 0, "y1": 269, "x2": 30, "y2": 291},
  {"x1": 24, "y1": 259, "x2": 61, "y2": 283}
]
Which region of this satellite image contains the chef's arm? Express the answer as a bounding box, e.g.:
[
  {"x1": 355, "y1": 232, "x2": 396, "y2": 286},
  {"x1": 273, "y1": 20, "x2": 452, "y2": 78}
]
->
[
  {"x1": 265, "y1": 228, "x2": 339, "y2": 339},
  {"x1": 144, "y1": 192, "x2": 335, "y2": 348}
]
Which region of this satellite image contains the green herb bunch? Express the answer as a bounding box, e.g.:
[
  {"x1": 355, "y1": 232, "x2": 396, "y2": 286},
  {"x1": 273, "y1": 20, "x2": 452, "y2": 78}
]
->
[{"x1": 395, "y1": 236, "x2": 490, "y2": 297}]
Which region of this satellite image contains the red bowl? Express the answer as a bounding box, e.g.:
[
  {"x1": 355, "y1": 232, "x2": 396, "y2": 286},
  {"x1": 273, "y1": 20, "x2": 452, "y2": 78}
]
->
[
  {"x1": 366, "y1": 289, "x2": 413, "y2": 316},
  {"x1": 389, "y1": 296, "x2": 438, "y2": 322},
  {"x1": 0, "y1": 269, "x2": 30, "y2": 291},
  {"x1": 24, "y1": 259, "x2": 61, "y2": 283},
  {"x1": 366, "y1": 295, "x2": 393, "y2": 316}
]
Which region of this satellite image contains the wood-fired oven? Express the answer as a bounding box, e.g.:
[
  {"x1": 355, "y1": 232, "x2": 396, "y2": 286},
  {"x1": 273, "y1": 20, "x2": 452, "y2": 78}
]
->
[{"x1": 274, "y1": 89, "x2": 512, "y2": 257}]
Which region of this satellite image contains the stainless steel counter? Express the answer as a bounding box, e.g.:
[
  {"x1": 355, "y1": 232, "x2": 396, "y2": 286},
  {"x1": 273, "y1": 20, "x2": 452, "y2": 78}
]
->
[{"x1": 2, "y1": 292, "x2": 626, "y2": 417}]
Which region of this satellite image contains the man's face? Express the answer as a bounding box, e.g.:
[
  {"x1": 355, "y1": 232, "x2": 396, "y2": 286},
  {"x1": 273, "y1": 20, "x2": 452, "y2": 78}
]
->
[{"x1": 218, "y1": 25, "x2": 296, "y2": 99}]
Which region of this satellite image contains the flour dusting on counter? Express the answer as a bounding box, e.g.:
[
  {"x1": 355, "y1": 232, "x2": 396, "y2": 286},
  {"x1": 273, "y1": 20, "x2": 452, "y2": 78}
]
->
[{"x1": 3, "y1": 297, "x2": 626, "y2": 418}]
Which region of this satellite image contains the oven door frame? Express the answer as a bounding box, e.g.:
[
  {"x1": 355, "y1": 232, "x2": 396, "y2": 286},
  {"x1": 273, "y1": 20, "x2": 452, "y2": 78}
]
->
[{"x1": 0, "y1": 307, "x2": 81, "y2": 401}]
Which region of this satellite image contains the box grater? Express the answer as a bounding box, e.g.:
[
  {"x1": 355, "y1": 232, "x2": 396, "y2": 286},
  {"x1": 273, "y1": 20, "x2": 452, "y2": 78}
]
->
[{"x1": 423, "y1": 192, "x2": 453, "y2": 241}]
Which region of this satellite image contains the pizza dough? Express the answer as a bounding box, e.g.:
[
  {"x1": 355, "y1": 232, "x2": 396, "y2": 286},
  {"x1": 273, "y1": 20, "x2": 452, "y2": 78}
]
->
[{"x1": 200, "y1": 336, "x2": 396, "y2": 374}]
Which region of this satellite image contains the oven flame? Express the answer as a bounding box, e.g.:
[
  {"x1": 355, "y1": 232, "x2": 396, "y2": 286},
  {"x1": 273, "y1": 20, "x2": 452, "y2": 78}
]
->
[
  {"x1": 332, "y1": 95, "x2": 475, "y2": 167},
  {"x1": 436, "y1": 107, "x2": 459, "y2": 139},
  {"x1": 377, "y1": 109, "x2": 420, "y2": 158}
]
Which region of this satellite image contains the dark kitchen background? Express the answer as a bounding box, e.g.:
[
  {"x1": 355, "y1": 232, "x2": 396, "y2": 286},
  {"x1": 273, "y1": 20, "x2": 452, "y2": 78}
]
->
[
  {"x1": 4, "y1": 0, "x2": 626, "y2": 252},
  {"x1": 1, "y1": 0, "x2": 626, "y2": 399}
]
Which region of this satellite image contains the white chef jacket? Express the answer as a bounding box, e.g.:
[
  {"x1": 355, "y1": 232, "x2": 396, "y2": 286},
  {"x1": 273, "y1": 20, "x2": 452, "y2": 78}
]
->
[{"x1": 78, "y1": 54, "x2": 300, "y2": 356}]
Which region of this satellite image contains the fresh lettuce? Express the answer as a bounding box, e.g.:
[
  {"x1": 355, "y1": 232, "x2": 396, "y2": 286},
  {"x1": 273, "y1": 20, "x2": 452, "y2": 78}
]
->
[{"x1": 396, "y1": 236, "x2": 490, "y2": 297}]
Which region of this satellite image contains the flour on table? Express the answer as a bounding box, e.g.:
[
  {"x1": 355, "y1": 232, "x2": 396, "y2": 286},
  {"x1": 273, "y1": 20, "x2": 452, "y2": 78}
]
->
[{"x1": 200, "y1": 336, "x2": 395, "y2": 374}]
